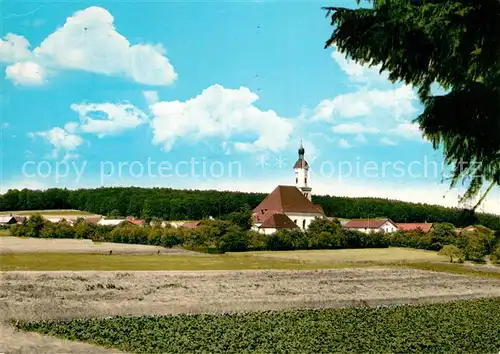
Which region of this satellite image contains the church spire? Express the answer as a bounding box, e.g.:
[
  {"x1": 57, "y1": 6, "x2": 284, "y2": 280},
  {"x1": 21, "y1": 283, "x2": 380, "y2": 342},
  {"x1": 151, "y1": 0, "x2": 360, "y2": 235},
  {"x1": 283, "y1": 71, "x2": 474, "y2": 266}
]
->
[
  {"x1": 298, "y1": 140, "x2": 305, "y2": 157},
  {"x1": 293, "y1": 141, "x2": 312, "y2": 201}
]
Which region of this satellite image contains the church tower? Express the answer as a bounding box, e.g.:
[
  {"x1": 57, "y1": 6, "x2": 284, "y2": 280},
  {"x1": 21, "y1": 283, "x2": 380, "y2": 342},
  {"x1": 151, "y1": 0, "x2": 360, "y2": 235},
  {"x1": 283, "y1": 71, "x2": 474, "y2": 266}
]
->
[{"x1": 293, "y1": 142, "x2": 312, "y2": 201}]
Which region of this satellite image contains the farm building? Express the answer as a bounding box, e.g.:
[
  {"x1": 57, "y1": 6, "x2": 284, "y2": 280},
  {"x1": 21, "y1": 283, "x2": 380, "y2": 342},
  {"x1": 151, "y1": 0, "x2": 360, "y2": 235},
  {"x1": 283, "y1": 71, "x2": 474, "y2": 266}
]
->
[
  {"x1": 0, "y1": 215, "x2": 17, "y2": 225},
  {"x1": 396, "y1": 223, "x2": 434, "y2": 233},
  {"x1": 343, "y1": 218, "x2": 398, "y2": 234}
]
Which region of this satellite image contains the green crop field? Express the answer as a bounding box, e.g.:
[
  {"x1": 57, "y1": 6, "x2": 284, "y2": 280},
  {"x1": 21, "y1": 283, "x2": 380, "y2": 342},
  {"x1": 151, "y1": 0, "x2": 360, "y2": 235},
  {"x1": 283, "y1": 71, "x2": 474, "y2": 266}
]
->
[{"x1": 14, "y1": 297, "x2": 500, "y2": 354}]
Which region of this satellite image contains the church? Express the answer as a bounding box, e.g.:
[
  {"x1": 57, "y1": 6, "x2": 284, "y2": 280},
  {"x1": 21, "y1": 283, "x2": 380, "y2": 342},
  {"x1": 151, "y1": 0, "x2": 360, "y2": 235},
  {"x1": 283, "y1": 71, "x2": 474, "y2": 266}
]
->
[{"x1": 251, "y1": 143, "x2": 325, "y2": 234}]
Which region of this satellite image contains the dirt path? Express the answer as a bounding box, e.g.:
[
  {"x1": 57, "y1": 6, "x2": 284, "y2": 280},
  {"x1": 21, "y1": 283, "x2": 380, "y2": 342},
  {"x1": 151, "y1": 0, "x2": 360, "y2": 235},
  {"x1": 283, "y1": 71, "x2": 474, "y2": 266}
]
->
[
  {"x1": 1, "y1": 268, "x2": 500, "y2": 353},
  {"x1": 0, "y1": 324, "x2": 124, "y2": 354}
]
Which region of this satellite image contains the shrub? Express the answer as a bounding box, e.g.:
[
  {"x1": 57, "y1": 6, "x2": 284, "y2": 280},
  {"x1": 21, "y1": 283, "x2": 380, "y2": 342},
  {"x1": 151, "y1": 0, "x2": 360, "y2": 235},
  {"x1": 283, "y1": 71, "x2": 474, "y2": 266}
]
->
[
  {"x1": 491, "y1": 245, "x2": 500, "y2": 264},
  {"x1": 457, "y1": 229, "x2": 495, "y2": 262},
  {"x1": 247, "y1": 230, "x2": 266, "y2": 250},
  {"x1": 266, "y1": 230, "x2": 308, "y2": 251},
  {"x1": 160, "y1": 228, "x2": 184, "y2": 248},
  {"x1": 438, "y1": 245, "x2": 464, "y2": 263}
]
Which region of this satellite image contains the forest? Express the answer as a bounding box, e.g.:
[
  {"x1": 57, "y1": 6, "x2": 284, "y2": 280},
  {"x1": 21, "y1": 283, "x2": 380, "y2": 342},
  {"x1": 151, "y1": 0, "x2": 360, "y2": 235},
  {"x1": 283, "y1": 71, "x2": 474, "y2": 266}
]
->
[{"x1": 0, "y1": 187, "x2": 499, "y2": 230}]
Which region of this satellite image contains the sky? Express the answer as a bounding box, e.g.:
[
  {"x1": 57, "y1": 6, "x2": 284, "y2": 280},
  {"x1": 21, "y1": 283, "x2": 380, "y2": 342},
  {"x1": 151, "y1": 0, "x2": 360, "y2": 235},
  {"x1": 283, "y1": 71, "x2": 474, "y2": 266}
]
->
[{"x1": 1, "y1": 1, "x2": 499, "y2": 214}]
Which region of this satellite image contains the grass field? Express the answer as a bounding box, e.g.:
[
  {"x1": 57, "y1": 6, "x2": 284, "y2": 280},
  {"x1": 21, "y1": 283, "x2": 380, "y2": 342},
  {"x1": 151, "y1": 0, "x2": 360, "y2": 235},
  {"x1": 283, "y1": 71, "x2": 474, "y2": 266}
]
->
[
  {"x1": 0, "y1": 209, "x2": 96, "y2": 216},
  {"x1": 2, "y1": 250, "x2": 500, "y2": 278},
  {"x1": 247, "y1": 247, "x2": 449, "y2": 263},
  {"x1": 13, "y1": 297, "x2": 500, "y2": 354},
  {"x1": 0, "y1": 252, "x2": 339, "y2": 271},
  {"x1": 0, "y1": 229, "x2": 11, "y2": 236}
]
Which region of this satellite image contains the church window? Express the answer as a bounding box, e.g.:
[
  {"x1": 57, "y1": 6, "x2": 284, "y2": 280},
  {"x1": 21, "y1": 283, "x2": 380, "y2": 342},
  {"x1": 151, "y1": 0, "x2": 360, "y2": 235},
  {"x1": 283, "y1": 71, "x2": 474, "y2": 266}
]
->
[
  {"x1": 296, "y1": 177, "x2": 298, "y2": 184},
  {"x1": 302, "y1": 220, "x2": 306, "y2": 229},
  {"x1": 305, "y1": 178, "x2": 307, "y2": 184},
  {"x1": 294, "y1": 219, "x2": 297, "y2": 224}
]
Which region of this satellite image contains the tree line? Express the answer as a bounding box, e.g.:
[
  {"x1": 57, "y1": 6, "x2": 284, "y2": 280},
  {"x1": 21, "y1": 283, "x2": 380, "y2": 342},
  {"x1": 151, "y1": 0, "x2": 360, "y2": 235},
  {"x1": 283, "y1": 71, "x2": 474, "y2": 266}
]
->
[
  {"x1": 10, "y1": 214, "x2": 500, "y2": 263},
  {"x1": 1, "y1": 187, "x2": 499, "y2": 230}
]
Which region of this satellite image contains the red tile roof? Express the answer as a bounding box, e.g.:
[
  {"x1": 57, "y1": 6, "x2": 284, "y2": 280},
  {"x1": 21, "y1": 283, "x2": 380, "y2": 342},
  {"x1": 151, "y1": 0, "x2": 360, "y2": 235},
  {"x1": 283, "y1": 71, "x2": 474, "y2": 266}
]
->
[
  {"x1": 85, "y1": 216, "x2": 102, "y2": 224},
  {"x1": 396, "y1": 223, "x2": 433, "y2": 233},
  {"x1": 253, "y1": 185, "x2": 324, "y2": 223},
  {"x1": 181, "y1": 221, "x2": 202, "y2": 229},
  {"x1": 343, "y1": 218, "x2": 395, "y2": 229},
  {"x1": 259, "y1": 213, "x2": 299, "y2": 229},
  {"x1": 127, "y1": 219, "x2": 145, "y2": 226},
  {"x1": 293, "y1": 159, "x2": 309, "y2": 169}
]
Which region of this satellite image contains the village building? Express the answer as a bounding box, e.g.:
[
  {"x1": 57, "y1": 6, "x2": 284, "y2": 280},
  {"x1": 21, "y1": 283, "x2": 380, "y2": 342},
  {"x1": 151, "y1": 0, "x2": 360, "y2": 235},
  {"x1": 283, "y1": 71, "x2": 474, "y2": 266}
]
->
[
  {"x1": 343, "y1": 218, "x2": 398, "y2": 234},
  {"x1": 0, "y1": 215, "x2": 17, "y2": 225},
  {"x1": 98, "y1": 218, "x2": 126, "y2": 227},
  {"x1": 252, "y1": 143, "x2": 325, "y2": 234},
  {"x1": 396, "y1": 222, "x2": 434, "y2": 233}
]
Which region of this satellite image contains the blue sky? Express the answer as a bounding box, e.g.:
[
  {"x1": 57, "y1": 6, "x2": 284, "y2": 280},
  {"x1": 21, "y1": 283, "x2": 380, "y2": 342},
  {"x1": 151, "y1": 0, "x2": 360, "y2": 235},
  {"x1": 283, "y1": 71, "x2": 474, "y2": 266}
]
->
[{"x1": 1, "y1": 1, "x2": 499, "y2": 214}]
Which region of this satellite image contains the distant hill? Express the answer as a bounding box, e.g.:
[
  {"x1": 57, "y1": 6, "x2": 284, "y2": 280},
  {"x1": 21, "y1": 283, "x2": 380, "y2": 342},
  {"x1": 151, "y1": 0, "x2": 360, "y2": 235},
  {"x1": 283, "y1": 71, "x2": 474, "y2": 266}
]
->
[{"x1": 0, "y1": 187, "x2": 499, "y2": 230}]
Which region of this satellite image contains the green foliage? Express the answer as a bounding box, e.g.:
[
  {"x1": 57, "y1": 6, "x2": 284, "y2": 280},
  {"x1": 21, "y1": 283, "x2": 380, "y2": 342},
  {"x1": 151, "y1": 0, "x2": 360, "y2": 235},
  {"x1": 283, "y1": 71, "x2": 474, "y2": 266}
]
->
[
  {"x1": 15, "y1": 298, "x2": 500, "y2": 354},
  {"x1": 491, "y1": 245, "x2": 500, "y2": 264},
  {"x1": 438, "y1": 245, "x2": 464, "y2": 263},
  {"x1": 1, "y1": 187, "x2": 499, "y2": 230},
  {"x1": 26, "y1": 215, "x2": 45, "y2": 238},
  {"x1": 222, "y1": 210, "x2": 253, "y2": 231},
  {"x1": 323, "y1": 0, "x2": 500, "y2": 205},
  {"x1": 457, "y1": 228, "x2": 495, "y2": 262},
  {"x1": 425, "y1": 222, "x2": 457, "y2": 250}
]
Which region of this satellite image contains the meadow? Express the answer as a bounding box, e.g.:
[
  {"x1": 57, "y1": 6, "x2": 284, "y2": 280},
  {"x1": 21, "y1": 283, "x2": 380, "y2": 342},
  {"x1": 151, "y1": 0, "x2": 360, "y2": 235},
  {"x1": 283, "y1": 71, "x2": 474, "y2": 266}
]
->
[{"x1": 0, "y1": 209, "x2": 96, "y2": 216}]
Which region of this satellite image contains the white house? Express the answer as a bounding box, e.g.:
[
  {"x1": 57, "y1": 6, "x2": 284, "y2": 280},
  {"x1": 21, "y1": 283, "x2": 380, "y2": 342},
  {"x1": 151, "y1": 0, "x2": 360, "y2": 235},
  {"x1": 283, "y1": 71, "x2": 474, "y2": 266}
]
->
[
  {"x1": 0, "y1": 215, "x2": 17, "y2": 225},
  {"x1": 252, "y1": 143, "x2": 325, "y2": 234},
  {"x1": 97, "y1": 219, "x2": 126, "y2": 227},
  {"x1": 342, "y1": 218, "x2": 398, "y2": 234}
]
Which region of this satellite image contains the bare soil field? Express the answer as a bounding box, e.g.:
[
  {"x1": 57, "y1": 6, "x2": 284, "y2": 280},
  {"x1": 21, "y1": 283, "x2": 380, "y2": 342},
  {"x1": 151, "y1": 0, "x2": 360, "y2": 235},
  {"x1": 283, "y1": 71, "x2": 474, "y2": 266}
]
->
[
  {"x1": 2, "y1": 268, "x2": 500, "y2": 353},
  {"x1": 0, "y1": 236, "x2": 194, "y2": 255}
]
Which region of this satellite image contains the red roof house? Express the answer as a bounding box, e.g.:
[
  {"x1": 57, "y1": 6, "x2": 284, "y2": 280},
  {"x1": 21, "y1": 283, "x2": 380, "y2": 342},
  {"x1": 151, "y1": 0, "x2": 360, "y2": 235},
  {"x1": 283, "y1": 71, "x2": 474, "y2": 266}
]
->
[
  {"x1": 396, "y1": 223, "x2": 434, "y2": 233},
  {"x1": 343, "y1": 218, "x2": 398, "y2": 234}
]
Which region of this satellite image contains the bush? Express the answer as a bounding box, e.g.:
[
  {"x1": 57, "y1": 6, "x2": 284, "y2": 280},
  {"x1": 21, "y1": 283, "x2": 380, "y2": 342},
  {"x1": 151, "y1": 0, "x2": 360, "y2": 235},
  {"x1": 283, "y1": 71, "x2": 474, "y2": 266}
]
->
[
  {"x1": 438, "y1": 245, "x2": 464, "y2": 263},
  {"x1": 160, "y1": 228, "x2": 184, "y2": 248},
  {"x1": 491, "y1": 245, "x2": 500, "y2": 264},
  {"x1": 247, "y1": 230, "x2": 267, "y2": 250},
  {"x1": 266, "y1": 230, "x2": 308, "y2": 251},
  {"x1": 457, "y1": 229, "x2": 495, "y2": 262}
]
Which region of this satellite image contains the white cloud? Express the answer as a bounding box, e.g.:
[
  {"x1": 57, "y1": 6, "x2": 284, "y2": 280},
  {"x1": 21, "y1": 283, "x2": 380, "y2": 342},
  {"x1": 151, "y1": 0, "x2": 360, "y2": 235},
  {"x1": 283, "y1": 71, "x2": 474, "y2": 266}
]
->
[
  {"x1": 380, "y1": 137, "x2": 397, "y2": 146},
  {"x1": 64, "y1": 122, "x2": 79, "y2": 133},
  {"x1": 150, "y1": 84, "x2": 293, "y2": 153},
  {"x1": 5, "y1": 61, "x2": 45, "y2": 85},
  {"x1": 143, "y1": 90, "x2": 159, "y2": 105},
  {"x1": 389, "y1": 122, "x2": 423, "y2": 141},
  {"x1": 4, "y1": 6, "x2": 177, "y2": 86},
  {"x1": 338, "y1": 138, "x2": 352, "y2": 149},
  {"x1": 332, "y1": 123, "x2": 379, "y2": 134},
  {"x1": 331, "y1": 46, "x2": 388, "y2": 84},
  {"x1": 70, "y1": 102, "x2": 148, "y2": 137},
  {"x1": 314, "y1": 85, "x2": 418, "y2": 122},
  {"x1": 31, "y1": 126, "x2": 83, "y2": 159},
  {"x1": 354, "y1": 134, "x2": 367, "y2": 144},
  {"x1": 0, "y1": 33, "x2": 32, "y2": 63}
]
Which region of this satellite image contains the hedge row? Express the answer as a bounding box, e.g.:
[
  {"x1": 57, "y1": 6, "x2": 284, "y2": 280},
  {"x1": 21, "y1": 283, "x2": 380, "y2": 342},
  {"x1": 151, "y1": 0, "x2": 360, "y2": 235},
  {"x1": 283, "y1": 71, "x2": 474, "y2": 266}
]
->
[{"x1": 9, "y1": 216, "x2": 499, "y2": 262}]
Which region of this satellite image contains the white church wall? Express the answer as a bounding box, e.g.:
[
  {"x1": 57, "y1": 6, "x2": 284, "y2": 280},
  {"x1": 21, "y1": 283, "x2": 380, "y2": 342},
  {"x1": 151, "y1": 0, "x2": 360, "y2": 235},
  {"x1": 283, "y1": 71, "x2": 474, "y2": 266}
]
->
[
  {"x1": 258, "y1": 227, "x2": 278, "y2": 235},
  {"x1": 285, "y1": 213, "x2": 322, "y2": 231}
]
